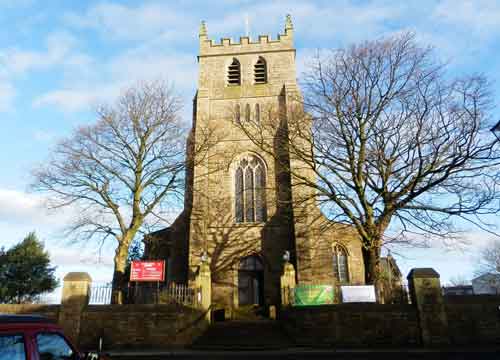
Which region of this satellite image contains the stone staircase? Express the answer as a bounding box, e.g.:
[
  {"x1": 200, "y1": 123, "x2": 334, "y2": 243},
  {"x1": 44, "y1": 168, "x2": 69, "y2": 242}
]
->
[{"x1": 191, "y1": 306, "x2": 292, "y2": 350}]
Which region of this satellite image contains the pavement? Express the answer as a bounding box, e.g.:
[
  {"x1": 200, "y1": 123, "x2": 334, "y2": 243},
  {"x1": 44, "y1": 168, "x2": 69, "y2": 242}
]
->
[{"x1": 104, "y1": 347, "x2": 500, "y2": 360}]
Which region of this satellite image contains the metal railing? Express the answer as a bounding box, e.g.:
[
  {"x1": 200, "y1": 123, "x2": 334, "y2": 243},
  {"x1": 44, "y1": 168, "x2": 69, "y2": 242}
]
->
[
  {"x1": 159, "y1": 283, "x2": 201, "y2": 307},
  {"x1": 88, "y1": 282, "x2": 201, "y2": 307},
  {"x1": 88, "y1": 283, "x2": 113, "y2": 305}
]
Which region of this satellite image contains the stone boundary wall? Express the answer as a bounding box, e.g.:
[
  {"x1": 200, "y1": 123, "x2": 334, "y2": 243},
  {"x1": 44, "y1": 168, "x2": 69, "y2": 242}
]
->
[
  {"x1": 0, "y1": 303, "x2": 208, "y2": 350},
  {"x1": 79, "y1": 304, "x2": 208, "y2": 350},
  {"x1": 279, "y1": 268, "x2": 500, "y2": 348},
  {"x1": 280, "y1": 303, "x2": 420, "y2": 347},
  {"x1": 444, "y1": 295, "x2": 500, "y2": 346},
  {"x1": 0, "y1": 270, "x2": 211, "y2": 350}
]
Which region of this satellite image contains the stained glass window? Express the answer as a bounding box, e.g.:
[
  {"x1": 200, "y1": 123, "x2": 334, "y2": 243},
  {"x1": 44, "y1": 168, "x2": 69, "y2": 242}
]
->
[{"x1": 234, "y1": 155, "x2": 267, "y2": 223}]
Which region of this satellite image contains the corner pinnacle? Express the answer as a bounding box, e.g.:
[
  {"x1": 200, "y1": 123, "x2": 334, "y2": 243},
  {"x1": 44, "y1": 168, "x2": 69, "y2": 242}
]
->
[
  {"x1": 285, "y1": 14, "x2": 293, "y2": 31},
  {"x1": 200, "y1": 20, "x2": 207, "y2": 37}
]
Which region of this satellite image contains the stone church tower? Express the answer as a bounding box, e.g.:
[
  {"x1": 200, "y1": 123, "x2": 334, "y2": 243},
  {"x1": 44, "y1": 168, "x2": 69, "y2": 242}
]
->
[{"x1": 144, "y1": 16, "x2": 365, "y2": 313}]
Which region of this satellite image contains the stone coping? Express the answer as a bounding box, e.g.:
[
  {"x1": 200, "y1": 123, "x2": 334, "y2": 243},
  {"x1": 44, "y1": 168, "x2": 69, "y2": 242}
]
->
[{"x1": 407, "y1": 268, "x2": 440, "y2": 279}]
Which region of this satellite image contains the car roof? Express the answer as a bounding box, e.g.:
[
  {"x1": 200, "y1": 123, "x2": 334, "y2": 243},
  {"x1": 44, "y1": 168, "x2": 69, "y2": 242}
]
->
[{"x1": 0, "y1": 314, "x2": 56, "y2": 324}]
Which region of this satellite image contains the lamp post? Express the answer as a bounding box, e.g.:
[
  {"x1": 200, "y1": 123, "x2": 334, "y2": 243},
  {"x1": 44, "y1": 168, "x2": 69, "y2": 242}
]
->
[{"x1": 283, "y1": 250, "x2": 290, "y2": 263}]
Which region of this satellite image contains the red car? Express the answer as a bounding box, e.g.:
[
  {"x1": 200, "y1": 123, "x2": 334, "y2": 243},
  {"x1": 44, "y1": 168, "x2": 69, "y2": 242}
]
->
[{"x1": 0, "y1": 314, "x2": 109, "y2": 360}]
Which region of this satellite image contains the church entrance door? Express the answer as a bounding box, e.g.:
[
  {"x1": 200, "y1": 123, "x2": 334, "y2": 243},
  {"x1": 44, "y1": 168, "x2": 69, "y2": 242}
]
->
[{"x1": 238, "y1": 255, "x2": 264, "y2": 306}]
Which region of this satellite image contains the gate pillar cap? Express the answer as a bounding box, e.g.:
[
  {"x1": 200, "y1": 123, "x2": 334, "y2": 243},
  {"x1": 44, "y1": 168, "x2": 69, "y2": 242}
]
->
[
  {"x1": 63, "y1": 272, "x2": 92, "y2": 282},
  {"x1": 407, "y1": 268, "x2": 439, "y2": 280}
]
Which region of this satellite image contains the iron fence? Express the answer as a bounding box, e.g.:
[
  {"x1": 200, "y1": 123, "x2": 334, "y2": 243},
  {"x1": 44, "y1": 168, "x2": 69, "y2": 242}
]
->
[
  {"x1": 88, "y1": 282, "x2": 201, "y2": 307},
  {"x1": 88, "y1": 283, "x2": 113, "y2": 305}
]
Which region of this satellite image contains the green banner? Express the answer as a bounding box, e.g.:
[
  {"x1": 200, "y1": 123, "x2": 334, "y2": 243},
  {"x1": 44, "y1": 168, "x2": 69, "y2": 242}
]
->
[{"x1": 294, "y1": 285, "x2": 334, "y2": 306}]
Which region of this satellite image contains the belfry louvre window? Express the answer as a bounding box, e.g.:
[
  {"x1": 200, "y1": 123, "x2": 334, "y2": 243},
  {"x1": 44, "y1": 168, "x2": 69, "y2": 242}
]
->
[
  {"x1": 254, "y1": 57, "x2": 267, "y2": 84},
  {"x1": 228, "y1": 58, "x2": 241, "y2": 85},
  {"x1": 333, "y1": 245, "x2": 349, "y2": 283},
  {"x1": 235, "y1": 155, "x2": 267, "y2": 223}
]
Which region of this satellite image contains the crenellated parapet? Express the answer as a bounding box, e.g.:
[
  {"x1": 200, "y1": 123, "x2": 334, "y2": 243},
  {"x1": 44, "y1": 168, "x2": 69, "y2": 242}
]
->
[{"x1": 199, "y1": 15, "x2": 294, "y2": 57}]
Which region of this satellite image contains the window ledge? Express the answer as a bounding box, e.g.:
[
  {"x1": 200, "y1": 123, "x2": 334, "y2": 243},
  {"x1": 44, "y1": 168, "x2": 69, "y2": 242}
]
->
[{"x1": 233, "y1": 222, "x2": 267, "y2": 227}]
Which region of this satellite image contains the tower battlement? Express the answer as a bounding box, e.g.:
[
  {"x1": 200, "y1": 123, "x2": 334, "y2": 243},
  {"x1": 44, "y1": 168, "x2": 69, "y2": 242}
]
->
[{"x1": 199, "y1": 15, "x2": 294, "y2": 57}]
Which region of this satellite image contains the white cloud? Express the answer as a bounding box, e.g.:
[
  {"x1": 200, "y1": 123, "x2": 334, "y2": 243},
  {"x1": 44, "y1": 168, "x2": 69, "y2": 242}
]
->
[
  {"x1": 0, "y1": 188, "x2": 73, "y2": 226},
  {"x1": 33, "y1": 85, "x2": 120, "y2": 112},
  {"x1": 64, "y1": 2, "x2": 196, "y2": 41},
  {"x1": 2, "y1": 31, "x2": 78, "y2": 75},
  {"x1": 434, "y1": 0, "x2": 500, "y2": 33},
  {"x1": 203, "y1": 0, "x2": 402, "y2": 44},
  {"x1": 0, "y1": 30, "x2": 93, "y2": 113},
  {"x1": 0, "y1": 187, "x2": 115, "y2": 299},
  {"x1": 33, "y1": 47, "x2": 197, "y2": 112}
]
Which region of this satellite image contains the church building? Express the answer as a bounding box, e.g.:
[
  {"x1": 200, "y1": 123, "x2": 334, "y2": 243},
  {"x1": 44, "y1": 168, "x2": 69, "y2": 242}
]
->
[{"x1": 144, "y1": 16, "x2": 366, "y2": 314}]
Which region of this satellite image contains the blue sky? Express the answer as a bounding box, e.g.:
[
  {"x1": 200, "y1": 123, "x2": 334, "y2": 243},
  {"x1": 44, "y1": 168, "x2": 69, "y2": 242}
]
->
[{"x1": 1, "y1": 0, "x2": 499, "y2": 298}]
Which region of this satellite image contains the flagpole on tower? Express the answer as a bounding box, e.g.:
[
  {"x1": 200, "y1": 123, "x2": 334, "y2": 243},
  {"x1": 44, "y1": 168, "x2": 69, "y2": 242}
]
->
[{"x1": 245, "y1": 13, "x2": 250, "y2": 37}]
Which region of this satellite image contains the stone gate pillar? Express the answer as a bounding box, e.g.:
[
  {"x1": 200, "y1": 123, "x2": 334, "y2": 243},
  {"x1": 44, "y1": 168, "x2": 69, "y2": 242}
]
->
[
  {"x1": 280, "y1": 261, "x2": 296, "y2": 306},
  {"x1": 59, "y1": 272, "x2": 92, "y2": 345},
  {"x1": 407, "y1": 268, "x2": 449, "y2": 346},
  {"x1": 195, "y1": 262, "x2": 212, "y2": 322}
]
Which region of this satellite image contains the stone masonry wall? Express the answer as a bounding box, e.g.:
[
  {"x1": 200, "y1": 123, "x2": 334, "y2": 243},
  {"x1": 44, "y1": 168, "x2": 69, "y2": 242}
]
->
[
  {"x1": 0, "y1": 303, "x2": 207, "y2": 350},
  {"x1": 445, "y1": 295, "x2": 500, "y2": 345},
  {"x1": 78, "y1": 304, "x2": 208, "y2": 350},
  {"x1": 280, "y1": 304, "x2": 420, "y2": 347}
]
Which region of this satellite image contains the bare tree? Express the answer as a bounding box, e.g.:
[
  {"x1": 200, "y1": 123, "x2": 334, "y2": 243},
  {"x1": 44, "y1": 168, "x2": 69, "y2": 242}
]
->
[
  {"x1": 448, "y1": 275, "x2": 471, "y2": 287},
  {"x1": 236, "y1": 32, "x2": 500, "y2": 288},
  {"x1": 32, "y1": 81, "x2": 202, "y2": 303},
  {"x1": 476, "y1": 239, "x2": 500, "y2": 276}
]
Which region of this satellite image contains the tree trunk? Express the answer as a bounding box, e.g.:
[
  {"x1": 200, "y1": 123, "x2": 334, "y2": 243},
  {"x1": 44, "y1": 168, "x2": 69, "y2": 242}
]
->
[
  {"x1": 362, "y1": 245, "x2": 384, "y2": 303},
  {"x1": 111, "y1": 240, "x2": 130, "y2": 304}
]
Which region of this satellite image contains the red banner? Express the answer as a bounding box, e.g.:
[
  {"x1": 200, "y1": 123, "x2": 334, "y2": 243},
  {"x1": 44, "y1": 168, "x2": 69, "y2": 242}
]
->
[{"x1": 130, "y1": 260, "x2": 165, "y2": 282}]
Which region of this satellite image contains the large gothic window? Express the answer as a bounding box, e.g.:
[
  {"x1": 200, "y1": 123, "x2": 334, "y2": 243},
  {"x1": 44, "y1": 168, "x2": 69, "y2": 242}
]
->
[
  {"x1": 228, "y1": 58, "x2": 241, "y2": 86},
  {"x1": 332, "y1": 244, "x2": 349, "y2": 283},
  {"x1": 234, "y1": 155, "x2": 267, "y2": 223}
]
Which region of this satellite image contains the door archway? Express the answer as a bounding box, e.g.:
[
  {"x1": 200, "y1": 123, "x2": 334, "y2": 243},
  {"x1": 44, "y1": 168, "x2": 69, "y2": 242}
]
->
[{"x1": 238, "y1": 255, "x2": 264, "y2": 306}]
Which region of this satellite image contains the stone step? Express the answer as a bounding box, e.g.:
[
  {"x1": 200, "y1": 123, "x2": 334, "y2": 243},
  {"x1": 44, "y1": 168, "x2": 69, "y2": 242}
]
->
[{"x1": 191, "y1": 320, "x2": 292, "y2": 350}]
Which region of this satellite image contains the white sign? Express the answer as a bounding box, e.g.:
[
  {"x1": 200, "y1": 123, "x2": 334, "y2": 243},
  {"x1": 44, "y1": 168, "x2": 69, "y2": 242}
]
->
[{"x1": 341, "y1": 285, "x2": 376, "y2": 303}]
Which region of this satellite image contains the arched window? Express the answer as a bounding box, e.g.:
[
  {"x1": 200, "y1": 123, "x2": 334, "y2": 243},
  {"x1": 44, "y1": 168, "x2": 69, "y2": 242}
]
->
[
  {"x1": 234, "y1": 155, "x2": 267, "y2": 223},
  {"x1": 245, "y1": 104, "x2": 251, "y2": 122},
  {"x1": 228, "y1": 58, "x2": 241, "y2": 86},
  {"x1": 235, "y1": 104, "x2": 241, "y2": 124},
  {"x1": 333, "y1": 244, "x2": 349, "y2": 283},
  {"x1": 254, "y1": 57, "x2": 267, "y2": 84},
  {"x1": 255, "y1": 104, "x2": 260, "y2": 123}
]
